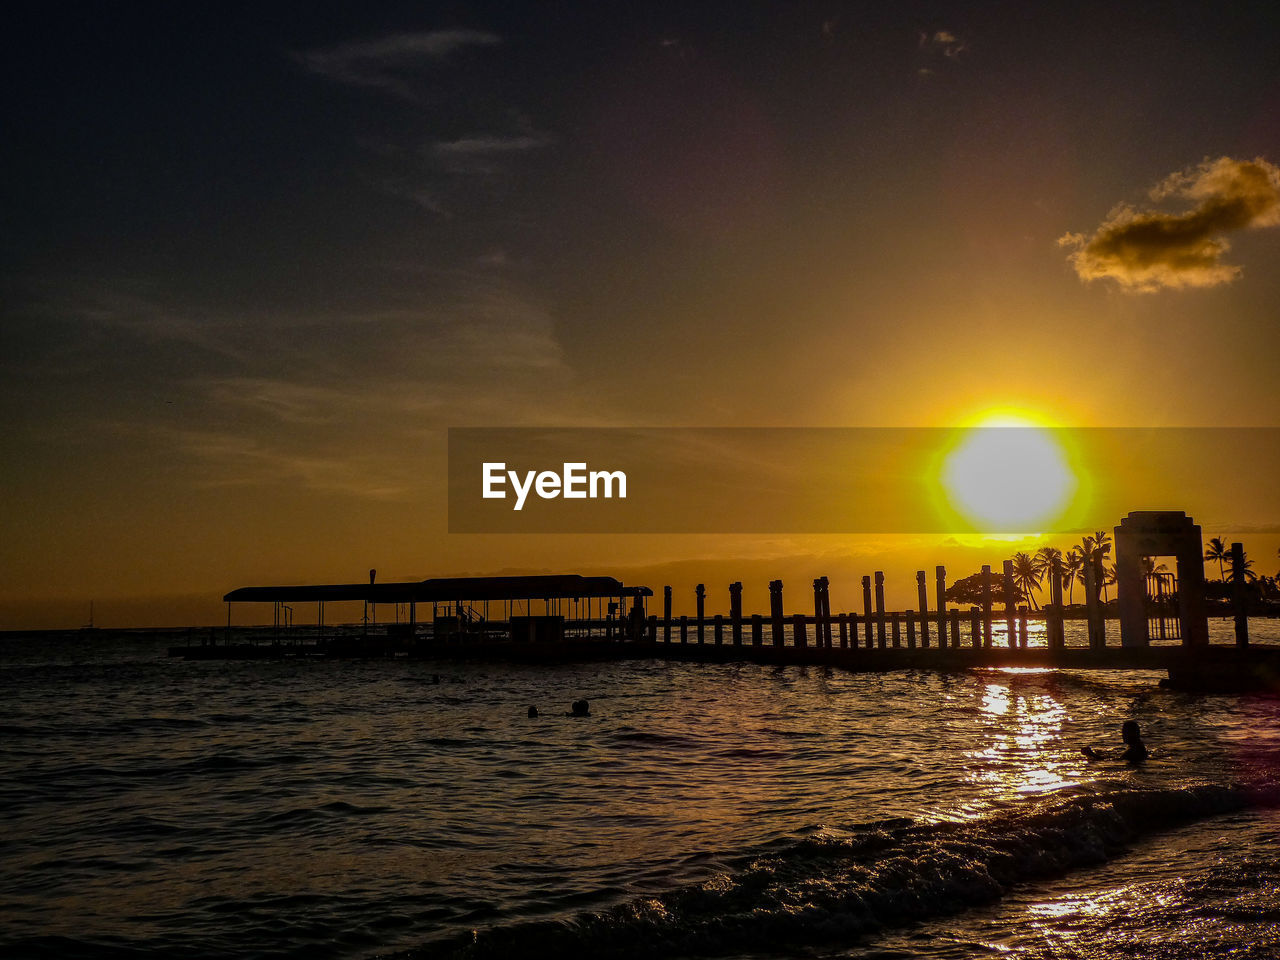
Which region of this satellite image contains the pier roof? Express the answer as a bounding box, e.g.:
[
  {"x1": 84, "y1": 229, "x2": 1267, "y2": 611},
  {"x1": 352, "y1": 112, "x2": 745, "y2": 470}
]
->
[{"x1": 222, "y1": 574, "x2": 651, "y2": 604}]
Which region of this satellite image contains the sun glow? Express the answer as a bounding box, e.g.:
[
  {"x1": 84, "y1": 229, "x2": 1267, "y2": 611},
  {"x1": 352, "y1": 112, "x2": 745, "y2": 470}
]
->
[{"x1": 939, "y1": 413, "x2": 1077, "y2": 532}]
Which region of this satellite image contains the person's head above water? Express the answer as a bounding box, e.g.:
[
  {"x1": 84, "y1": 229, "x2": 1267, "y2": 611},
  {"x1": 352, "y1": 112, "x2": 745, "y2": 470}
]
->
[
  {"x1": 570, "y1": 699, "x2": 590, "y2": 716},
  {"x1": 1121, "y1": 720, "x2": 1143, "y2": 744}
]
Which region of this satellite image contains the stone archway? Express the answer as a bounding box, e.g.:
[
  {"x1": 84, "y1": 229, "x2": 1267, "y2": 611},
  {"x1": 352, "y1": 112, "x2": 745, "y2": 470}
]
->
[{"x1": 1114, "y1": 511, "x2": 1209, "y2": 647}]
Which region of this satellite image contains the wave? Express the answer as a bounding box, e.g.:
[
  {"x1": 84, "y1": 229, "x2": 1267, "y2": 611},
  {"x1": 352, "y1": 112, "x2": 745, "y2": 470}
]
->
[{"x1": 427, "y1": 779, "x2": 1280, "y2": 959}]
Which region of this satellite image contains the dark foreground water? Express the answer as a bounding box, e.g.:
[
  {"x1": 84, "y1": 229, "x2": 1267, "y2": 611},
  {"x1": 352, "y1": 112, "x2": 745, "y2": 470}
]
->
[{"x1": 3, "y1": 625, "x2": 1280, "y2": 959}]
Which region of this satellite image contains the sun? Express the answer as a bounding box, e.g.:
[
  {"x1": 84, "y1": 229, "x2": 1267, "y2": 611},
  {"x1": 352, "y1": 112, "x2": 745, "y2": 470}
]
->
[{"x1": 939, "y1": 412, "x2": 1077, "y2": 531}]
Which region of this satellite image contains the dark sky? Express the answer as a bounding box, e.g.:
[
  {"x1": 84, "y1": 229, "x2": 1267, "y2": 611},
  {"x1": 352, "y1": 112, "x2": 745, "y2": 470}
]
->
[{"x1": 3, "y1": 1, "x2": 1279, "y2": 620}]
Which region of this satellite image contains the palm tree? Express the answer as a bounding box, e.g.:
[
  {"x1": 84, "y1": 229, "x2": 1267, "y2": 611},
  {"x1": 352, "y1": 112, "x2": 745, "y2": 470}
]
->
[
  {"x1": 1141, "y1": 556, "x2": 1169, "y2": 576},
  {"x1": 1011, "y1": 552, "x2": 1042, "y2": 610},
  {"x1": 1062, "y1": 549, "x2": 1083, "y2": 605},
  {"x1": 1204, "y1": 537, "x2": 1230, "y2": 581},
  {"x1": 1034, "y1": 546, "x2": 1063, "y2": 606}
]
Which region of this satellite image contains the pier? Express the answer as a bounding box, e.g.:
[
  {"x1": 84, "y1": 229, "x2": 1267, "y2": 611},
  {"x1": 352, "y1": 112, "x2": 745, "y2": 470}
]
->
[{"x1": 169, "y1": 512, "x2": 1280, "y2": 691}]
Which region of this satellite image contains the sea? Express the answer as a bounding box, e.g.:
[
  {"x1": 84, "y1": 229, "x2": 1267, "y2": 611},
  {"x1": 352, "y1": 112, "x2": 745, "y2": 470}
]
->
[{"x1": 3, "y1": 621, "x2": 1280, "y2": 959}]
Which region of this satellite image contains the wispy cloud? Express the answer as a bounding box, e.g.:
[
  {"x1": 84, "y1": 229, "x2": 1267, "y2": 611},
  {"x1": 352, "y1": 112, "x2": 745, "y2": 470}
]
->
[
  {"x1": 1059, "y1": 156, "x2": 1280, "y2": 292},
  {"x1": 296, "y1": 29, "x2": 501, "y2": 98}
]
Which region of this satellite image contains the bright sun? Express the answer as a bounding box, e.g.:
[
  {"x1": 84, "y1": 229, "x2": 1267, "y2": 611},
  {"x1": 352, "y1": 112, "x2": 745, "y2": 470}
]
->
[{"x1": 940, "y1": 413, "x2": 1077, "y2": 531}]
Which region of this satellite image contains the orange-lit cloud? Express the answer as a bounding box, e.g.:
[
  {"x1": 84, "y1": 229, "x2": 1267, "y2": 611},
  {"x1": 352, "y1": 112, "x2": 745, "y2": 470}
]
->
[{"x1": 1059, "y1": 156, "x2": 1280, "y2": 292}]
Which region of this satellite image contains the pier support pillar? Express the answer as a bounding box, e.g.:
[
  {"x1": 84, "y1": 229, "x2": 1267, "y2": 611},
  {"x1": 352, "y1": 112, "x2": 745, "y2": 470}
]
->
[
  {"x1": 663, "y1": 586, "x2": 672, "y2": 644},
  {"x1": 935, "y1": 566, "x2": 947, "y2": 649},
  {"x1": 916, "y1": 571, "x2": 930, "y2": 648},
  {"x1": 769, "y1": 580, "x2": 785, "y2": 648},
  {"x1": 1232, "y1": 542, "x2": 1249, "y2": 647},
  {"x1": 729, "y1": 582, "x2": 743, "y2": 645},
  {"x1": 981, "y1": 565, "x2": 993, "y2": 647},
  {"x1": 695, "y1": 584, "x2": 706, "y2": 643},
  {"x1": 874, "y1": 572, "x2": 886, "y2": 648},
  {"x1": 1003, "y1": 560, "x2": 1017, "y2": 649},
  {"x1": 1047, "y1": 558, "x2": 1065, "y2": 650},
  {"x1": 861, "y1": 577, "x2": 873, "y2": 648}
]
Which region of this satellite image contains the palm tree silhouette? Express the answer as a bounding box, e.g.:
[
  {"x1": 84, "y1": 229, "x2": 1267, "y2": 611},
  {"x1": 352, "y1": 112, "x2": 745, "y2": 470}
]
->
[
  {"x1": 1062, "y1": 549, "x2": 1083, "y2": 604},
  {"x1": 1011, "y1": 552, "x2": 1042, "y2": 610},
  {"x1": 1204, "y1": 537, "x2": 1230, "y2": 581},
  {"x1": 1034, "y1": 546, "x2": 1063, "y2": 607}
]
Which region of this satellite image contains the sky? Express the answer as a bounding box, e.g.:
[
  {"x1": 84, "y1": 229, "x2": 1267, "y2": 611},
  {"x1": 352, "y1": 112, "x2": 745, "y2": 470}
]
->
[{"x1": 3, "y1": 2, "x2": 1280, "y2": 628}]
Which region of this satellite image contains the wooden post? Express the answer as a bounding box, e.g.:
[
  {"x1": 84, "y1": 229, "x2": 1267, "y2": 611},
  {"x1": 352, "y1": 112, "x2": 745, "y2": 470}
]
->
[
  {"x1": 875, "y1": 572, "x2": 887, "y2": 648},
  {"x1": 916, "y1": 571, "x2": 930, "y2": 648},
  {"x1": 714, "y1": 614, "x2": 723, "y2": 645},
  {"x1": 838, "y1": 613, "x2": 849, "y2": 649},
  {"x1": 950, "y1": 609, "x2": 960, "y2": 647},
  {"x1": 751, "y1": 614, "x2": 763, "y2": 645},
  {"x1": 820, "y1": 576, "x2": 833, "y2": 647},
  {"x1": 861, "y1": 576, "x2": 874, "y2": 648},
  {"x1": 1048, "y1": 558, "x2": 1064, "y2": 649},
  {"x1": 663, "y1": 586, "x2": 672, "y2": 643},
  {"x1": 1084, "y1": 558, "x2": 1104, "y2": 650},
  {"x1": 769, "y1": 579, "x2": 785, "y2": 648},
  {"x1": 792, "y1": 612, "x2": 807, "y2": 647},
  {"x1": 891, "y1": 612, "x2": 901, "y2": 648},
  {"x1": 970, "y1": 607, "x2": 981, "y2": 648},
  {"x1": 906, "y1": 610, "x2": 916, "y2": 648},
  {"x1": 1231, "y1": 541, "x2": 1249, "y2": 647},
  {"x1": 647, "y1": 615, "x2": 657, "y2": 642},
  {"x1": 935, "y1": 565, "x2": 948, "y2": 650},
  {"x1": 729, "y1": 582, "x2": 743, "y2": 645},
  {"x1": 1017, "y1": 607, "x2": 1028, "y2": 647},
  {"x1": 981, "y1": 565, "x2": 993, "y2": 647},
  {"x1": 680, "y1": 615, "x2": 688, "y2": 644},
  {"x1": 1003, "y1": 560, "x2": 1017, "y2": 649},
  {"x1": 813, "y1": 578, "x2": 826, "y2": 649},
  {"x1": 695, "y1": 584, "x2": 706, "y2": 643}
]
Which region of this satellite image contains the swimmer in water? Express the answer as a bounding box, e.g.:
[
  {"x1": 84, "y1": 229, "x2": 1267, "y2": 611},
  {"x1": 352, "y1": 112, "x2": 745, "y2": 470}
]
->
[{"x1": 1082, "y1": 719, "x2": 1148, "y2": 764}]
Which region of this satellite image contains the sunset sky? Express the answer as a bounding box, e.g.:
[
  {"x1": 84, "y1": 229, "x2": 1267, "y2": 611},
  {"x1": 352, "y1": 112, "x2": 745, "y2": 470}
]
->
[{"x1": 4, "y1": 2, "x2": 1280, "y2": 627}]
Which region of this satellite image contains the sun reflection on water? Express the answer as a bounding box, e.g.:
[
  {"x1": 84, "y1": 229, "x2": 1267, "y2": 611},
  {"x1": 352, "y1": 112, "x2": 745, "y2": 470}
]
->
[{"x1": 966, "y1": 678, "x2": 1080, "y2": 799}]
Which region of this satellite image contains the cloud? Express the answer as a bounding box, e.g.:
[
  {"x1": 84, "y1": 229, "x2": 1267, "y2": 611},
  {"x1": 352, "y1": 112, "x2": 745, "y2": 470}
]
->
[
  {"x1": 1059, "y1": 157, "x2": 1280, "y2": 292},
  {"x1": 297, "y1": 29, "x2": 500, "y2": 97}
]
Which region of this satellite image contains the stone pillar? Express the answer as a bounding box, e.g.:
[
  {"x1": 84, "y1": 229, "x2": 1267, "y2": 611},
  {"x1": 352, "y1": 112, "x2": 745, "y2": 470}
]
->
[{"x1": 1047, "y1": 557, "x2": 1065, "y2": 649}]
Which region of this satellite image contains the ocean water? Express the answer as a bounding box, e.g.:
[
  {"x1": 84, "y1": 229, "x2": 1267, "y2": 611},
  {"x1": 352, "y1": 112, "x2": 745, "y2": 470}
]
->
[{"x1": 2, "y1": 624, "x2": 1279, "y2": 959}]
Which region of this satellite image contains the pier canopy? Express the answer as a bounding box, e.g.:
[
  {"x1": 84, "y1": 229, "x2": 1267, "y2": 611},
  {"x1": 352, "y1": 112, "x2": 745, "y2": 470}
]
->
[{"x1": 223, "y1": 574, "x2": 651, "y2": 605}]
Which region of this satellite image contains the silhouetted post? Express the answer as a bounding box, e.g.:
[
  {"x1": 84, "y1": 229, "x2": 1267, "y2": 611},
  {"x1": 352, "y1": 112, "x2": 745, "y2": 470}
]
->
[
  {"x1": 906, "y1": 610, "x2": 916, "y2": 648},
  {"x1": 950, "y1": 609, "x2": 960, "y2": 647},
  {"x1": 838, "y1": 614, "x2": 849, "y2": 649},
  {"x1": 751, "y1": 614, "x2": 763, "y2": 645},
  {"x1": 792, "y1": 612, "x2": 807, "y2": 647},
  {"x1": 1231, "y1": 541, "x2": 1249, "y2": 647},
  {"x1": 935, "y1": 565, "x2": 948, "y2": 650},
  {"x1": 680, "y1": 615, "x2": 688, "y2": 644},
  {"x1": 820, "y1": 576, "x2": 833, "y2": 647},
  {"x1": 1047, "y1": 558, "x2": 1064, "y2": 649},
  {"x1": 813, "y1": 578, "x2": 826, "y2": 649},
  {"x1": 1083, "y1": 558, "x2": 1104, "y2": 650},
  {"x1": 1003, "y1": 560, "x2": 1017, "y2": 649},
  {"x1": 695, "y1": 584, "x2": 706, "y2": 643},
  {"x1": 981, "y1": 565, "x2": 993, "y2": 647},
  {"x1": 875, "y1": 572, "x2": 887, "y2": 648},
  {"x1": 713, "y1": 614, "x2": 723, "y2": 645},
  {"x1": 970, "y1": 607, "x2": 981, "y2": 648},
  {"x1": 663, "y1": 586, "x2": 672, "y2": 643},
  {"x1": 729, "y1": 582, "x2": 743, "y2": 645},
  {"x1": 647, "y1": 615, "x2": 657, "y2": 642},
  {"x1": 916, "y1": 571, "x2": 930, "y2": 648},
  {"x1": 861, "y1": 577, "x2": 874, "y2": 648},
  {"x1": 1017, "y1": 607, "x2": 1028, "y2": 647},
  {"x1": 891, "y1": 612, "x2": 901, "y2": 647},
  {"x1": 769, "y1": 580, "x2": 785, "y2": 648}
]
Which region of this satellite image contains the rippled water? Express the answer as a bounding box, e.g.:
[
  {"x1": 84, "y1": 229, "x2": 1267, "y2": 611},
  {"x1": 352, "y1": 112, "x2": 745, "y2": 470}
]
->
[{"x1": 2, "y1": 625, "x2": 1280, "y2": 959}]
